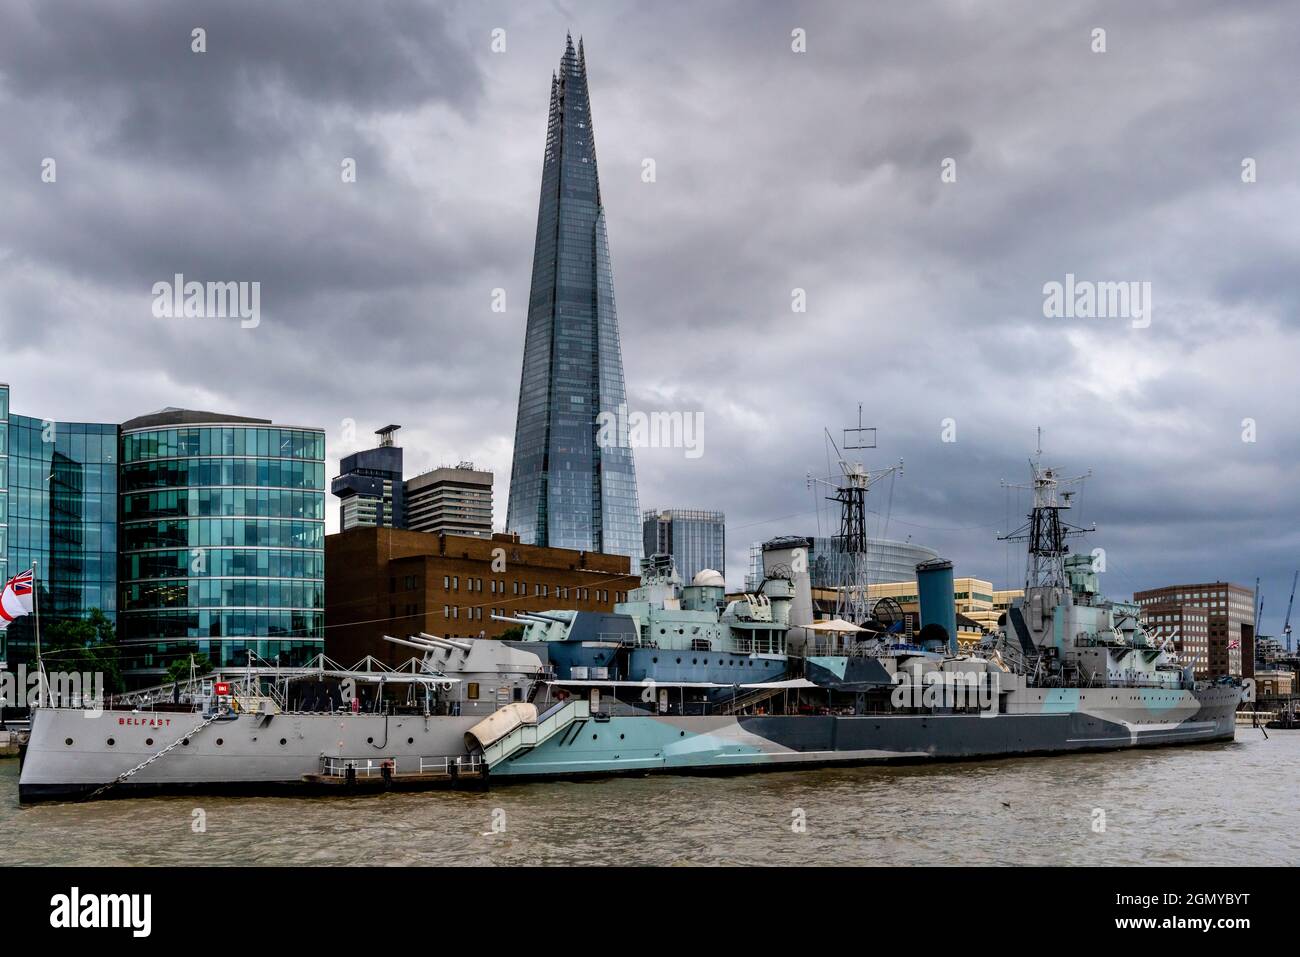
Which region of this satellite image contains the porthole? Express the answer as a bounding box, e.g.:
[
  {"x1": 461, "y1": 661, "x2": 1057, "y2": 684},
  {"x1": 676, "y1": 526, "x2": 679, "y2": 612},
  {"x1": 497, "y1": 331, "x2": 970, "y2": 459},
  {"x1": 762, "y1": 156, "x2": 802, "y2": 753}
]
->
[
  {"x1": 592, "y1": 733, "x2": 598, "y2": 740},
  {"x1": 676, "y1": 658, "x2": 682, "y2": 664},
  {"x1": 619, "y1": 733, "x2": 625, "y2": 740},
  {"x1": 64, "y1": 738, "x2": 73, "y2": 746},
  {"x1": 367, "y1": 737, "x2": 374, "y2": 744},
  {"x1": 279, "y1": 738, "x2": 287, "y2": 746},
  {"x1": 652, "y1": 657, "x2": 658, "y2": 663},
  {"x1": 106, "y1": 738, "x2": 115, "y2": 747},
  {"x1": 692, "y1": 659, "x2": 698, "y2": 665},
  {"x1": 408, "y1": 737, "x2": 414, "y2": 745},
  {"x1": 182, "y1": 738, "x2": 190, "y2": 746},
  {"x1": 145, "y1": 738, "x2": 154, "y2": 746},
  {"x1": 216, "y1": 738, "x2": 224, "y2": 746},
  {"x1": 680, "y1": 731, "x2": 686, "y2": 737}
]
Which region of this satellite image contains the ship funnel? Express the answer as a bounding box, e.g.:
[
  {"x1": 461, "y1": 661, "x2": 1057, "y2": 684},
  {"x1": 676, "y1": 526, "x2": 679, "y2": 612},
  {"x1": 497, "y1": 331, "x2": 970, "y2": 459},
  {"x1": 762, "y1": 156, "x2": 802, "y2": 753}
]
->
[{"x1": 916, "y1": 559, "x2": 958, "y2": 656}]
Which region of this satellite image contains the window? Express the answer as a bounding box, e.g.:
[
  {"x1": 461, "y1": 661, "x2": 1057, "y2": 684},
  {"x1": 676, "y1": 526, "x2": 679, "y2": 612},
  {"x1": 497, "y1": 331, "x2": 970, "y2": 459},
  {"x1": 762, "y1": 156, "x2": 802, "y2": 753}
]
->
[{"x1": 467, "y1": 682, "x2": 479, "y2": 700}]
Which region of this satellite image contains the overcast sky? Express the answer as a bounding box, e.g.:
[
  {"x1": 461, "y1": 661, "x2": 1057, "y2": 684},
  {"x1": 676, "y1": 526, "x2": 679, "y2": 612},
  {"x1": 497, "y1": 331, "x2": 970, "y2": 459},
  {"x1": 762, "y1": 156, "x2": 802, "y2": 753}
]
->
[{"x1": 2, "y1": 0, "x2": 1297, "y2": 624}]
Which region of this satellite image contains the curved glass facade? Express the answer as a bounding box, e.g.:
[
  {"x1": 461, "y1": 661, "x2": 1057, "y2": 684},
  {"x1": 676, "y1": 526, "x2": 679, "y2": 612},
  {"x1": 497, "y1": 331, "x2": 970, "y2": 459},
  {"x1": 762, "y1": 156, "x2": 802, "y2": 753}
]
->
[{"x1": 118, "y1": 422, "x2": 325, "y2": 677}]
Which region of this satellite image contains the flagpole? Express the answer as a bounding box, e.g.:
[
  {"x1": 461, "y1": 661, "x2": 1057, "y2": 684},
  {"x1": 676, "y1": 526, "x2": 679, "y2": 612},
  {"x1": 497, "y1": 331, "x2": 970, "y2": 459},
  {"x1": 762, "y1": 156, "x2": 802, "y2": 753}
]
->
[{"x1": 32, "y1": 559, "x2": 43, "y2": 709}]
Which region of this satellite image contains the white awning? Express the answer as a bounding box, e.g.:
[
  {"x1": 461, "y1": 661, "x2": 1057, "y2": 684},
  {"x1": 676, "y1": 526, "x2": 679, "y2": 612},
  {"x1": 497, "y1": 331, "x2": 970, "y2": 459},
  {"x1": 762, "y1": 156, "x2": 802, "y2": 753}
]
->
[{"x1": 806, "y1": 618, "x2": 865, "y2": 634}]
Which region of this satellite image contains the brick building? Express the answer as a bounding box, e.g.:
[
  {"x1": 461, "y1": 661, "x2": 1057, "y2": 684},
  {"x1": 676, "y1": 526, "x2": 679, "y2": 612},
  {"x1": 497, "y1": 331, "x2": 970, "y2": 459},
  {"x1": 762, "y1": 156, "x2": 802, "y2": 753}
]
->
[
  {"x1": 1134, "y1": 581, "x2": 1255, "y2": 679},
  {"x1": 325, "y1": 527, "x2": 641, "y2": 666}
]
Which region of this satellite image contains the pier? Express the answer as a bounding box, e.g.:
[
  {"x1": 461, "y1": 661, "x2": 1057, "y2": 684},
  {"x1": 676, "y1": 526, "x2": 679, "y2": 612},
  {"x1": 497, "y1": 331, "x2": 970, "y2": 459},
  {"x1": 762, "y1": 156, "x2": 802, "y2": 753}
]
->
[{"x1": 300, "y1": 754, "x2": 487, "y2": 791}]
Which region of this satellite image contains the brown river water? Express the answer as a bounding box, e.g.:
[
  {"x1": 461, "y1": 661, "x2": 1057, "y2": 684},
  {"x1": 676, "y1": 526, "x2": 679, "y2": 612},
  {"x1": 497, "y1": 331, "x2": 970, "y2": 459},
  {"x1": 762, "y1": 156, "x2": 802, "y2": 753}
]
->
[{"x1": 1, "y1": 731, "x2": 1295, "y2": 866}]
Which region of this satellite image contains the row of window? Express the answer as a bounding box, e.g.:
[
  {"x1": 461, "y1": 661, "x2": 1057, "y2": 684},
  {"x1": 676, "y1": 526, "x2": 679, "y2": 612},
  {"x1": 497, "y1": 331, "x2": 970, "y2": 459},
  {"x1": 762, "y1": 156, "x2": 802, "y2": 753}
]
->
[
  {"x1": 121, "y1": 578, "x2": 324, "y2": 611},
  {"x1": 124, "y1": 427, "x2": 324, "y2": 463},
  {"x1": 121, "y1": 548, "x2": 324, "y2": 582},
  {"x1": 429, "y1": 574, "x2": 623, "y2": 603},
  {"x1": 121, "y1": 518, "x2": 324, "y2": 551},
  {"x1": 118, "y1": 610, "x2": 324, "y2": 642},
  {"x1": 122, "y1": 488, "x2": 324, "y2": 520},
  {"x1": 121, "y1": 457, "x2": 325, "y2": 493},
  {"x1": 5, "y1": 416, "x2": 118, "y2": 465}
]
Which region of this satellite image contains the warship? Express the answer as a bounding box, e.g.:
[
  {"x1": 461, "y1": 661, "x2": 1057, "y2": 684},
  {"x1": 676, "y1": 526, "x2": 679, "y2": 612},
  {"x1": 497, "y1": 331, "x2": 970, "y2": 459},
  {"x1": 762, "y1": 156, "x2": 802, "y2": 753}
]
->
[{"x1": 16, "y1": 455, "x2": 1242, "y2": 803}]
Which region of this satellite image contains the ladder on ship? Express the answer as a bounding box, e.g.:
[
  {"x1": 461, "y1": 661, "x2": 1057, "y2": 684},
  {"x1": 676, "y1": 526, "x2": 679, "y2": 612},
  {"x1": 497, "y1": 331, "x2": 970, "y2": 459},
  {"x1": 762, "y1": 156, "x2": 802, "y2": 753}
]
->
[
  {"x1": 85, "y1": 712, "x2": 222, "y2": 800},
  {"x1": 716, "y1": 685, "x2": 785, "y2": 716}
]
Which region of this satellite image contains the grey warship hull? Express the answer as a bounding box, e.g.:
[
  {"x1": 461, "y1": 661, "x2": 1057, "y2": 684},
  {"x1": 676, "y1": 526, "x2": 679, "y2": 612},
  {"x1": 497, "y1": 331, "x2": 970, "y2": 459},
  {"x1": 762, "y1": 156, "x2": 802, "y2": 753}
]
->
[{"x1": 17, "y1": 683, "x2": 1239, "y2": 802}]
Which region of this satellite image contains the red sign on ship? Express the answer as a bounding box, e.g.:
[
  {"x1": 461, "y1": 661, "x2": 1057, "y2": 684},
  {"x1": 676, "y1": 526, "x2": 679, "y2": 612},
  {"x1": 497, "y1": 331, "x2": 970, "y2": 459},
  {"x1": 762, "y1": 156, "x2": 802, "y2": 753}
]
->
[{"x1": 214, "y1": 682, "x2": 231, "y2": 696}]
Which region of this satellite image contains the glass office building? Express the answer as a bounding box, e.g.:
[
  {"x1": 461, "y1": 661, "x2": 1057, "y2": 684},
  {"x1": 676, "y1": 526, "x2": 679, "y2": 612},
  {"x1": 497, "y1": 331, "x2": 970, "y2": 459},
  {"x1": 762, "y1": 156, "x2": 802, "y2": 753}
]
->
[
  {"x1": 749, "y1": 536, "x2": 941, "y2": 591},
  {"x1": 118, "y1": 410, "x2": 326, "y2": 680},
  {"x1": 0, "y1": 383, "x2": 119, "y2": 670},
  {"x1": 507, "y1": 35, "x2": 642, "y2": 563},
  {"x1": 642, "y1": 509, "x2": 726, "y2": 583}
]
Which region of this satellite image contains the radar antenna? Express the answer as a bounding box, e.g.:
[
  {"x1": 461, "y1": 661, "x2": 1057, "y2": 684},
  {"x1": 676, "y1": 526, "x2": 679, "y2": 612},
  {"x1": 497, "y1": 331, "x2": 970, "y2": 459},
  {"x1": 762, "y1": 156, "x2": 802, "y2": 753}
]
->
[{"x1": 998, "y1": 430, "x2": 1094, "y2": 591}]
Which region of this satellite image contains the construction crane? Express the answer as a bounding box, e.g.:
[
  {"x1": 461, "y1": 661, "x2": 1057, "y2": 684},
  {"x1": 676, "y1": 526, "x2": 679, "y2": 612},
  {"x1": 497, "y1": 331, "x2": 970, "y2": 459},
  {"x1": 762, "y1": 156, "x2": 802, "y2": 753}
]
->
[
  {"x1": 1283, "y1": 570, "x2": 1298, "y2": 654},
  {"x1": 1254, "y1": 577, "x2": 1262, "y2": 636}
]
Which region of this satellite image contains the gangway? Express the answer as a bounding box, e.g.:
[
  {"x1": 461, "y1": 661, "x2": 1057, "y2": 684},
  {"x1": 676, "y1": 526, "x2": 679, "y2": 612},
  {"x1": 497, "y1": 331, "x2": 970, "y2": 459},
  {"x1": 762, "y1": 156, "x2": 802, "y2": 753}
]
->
[{"x1": 467, "y1": 699, "x2": 590, "y2": 769}]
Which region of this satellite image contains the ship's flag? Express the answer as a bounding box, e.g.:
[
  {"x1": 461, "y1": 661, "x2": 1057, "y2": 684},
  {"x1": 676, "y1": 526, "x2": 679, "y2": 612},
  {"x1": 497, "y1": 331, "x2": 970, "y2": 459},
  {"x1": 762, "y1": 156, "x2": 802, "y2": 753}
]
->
[{"x1": 0, "y1": 568, "x2": 34, "y2": 630}]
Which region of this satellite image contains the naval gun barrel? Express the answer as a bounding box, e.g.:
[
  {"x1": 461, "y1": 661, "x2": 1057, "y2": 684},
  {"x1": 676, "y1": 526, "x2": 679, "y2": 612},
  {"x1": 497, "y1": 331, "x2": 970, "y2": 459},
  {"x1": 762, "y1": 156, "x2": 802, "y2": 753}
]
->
[
  {"x1": 491, "y1": 614, "x2": 539, "y2": 626},
  {"x1": 519, "y1": 612, "x2": 570, "y2": 625},
  {"x1": 418, "y1": 632, "x2": 473, "y2": 652},
  {"x1": 384, "y1": 634, "x2": 441, "y2": 653}
]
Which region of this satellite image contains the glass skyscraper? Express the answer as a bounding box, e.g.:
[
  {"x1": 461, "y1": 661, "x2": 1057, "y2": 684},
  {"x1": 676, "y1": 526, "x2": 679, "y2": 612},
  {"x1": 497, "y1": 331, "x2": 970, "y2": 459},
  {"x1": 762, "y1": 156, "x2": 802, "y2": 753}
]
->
[
  {"x1": 643, "y1": 509, "x2": 726, "y2": 584},
  {"x1": 507, "y1": 35, "x2": 641, "y2": 563},
  {"x1": 1, "y1": 382, "x2": 119, "y2": 671},
  {"x1": 118, "y1": 410, "x2": 326, "y2": 679}
]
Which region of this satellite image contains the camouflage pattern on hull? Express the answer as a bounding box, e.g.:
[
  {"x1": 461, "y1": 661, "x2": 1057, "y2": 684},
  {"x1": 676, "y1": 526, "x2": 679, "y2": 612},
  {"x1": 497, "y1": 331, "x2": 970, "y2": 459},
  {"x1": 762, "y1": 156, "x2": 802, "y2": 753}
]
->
[{"x1": 489, "y1": 684, "x2": 1240, "y2": 778}]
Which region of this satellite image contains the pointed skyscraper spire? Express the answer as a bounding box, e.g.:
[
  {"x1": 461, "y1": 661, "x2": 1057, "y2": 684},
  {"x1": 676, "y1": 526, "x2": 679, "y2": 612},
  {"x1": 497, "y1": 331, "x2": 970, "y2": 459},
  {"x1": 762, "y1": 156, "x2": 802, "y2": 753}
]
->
[{"x1": 507, "y1": 38, "x2": 641, "y2": 563}]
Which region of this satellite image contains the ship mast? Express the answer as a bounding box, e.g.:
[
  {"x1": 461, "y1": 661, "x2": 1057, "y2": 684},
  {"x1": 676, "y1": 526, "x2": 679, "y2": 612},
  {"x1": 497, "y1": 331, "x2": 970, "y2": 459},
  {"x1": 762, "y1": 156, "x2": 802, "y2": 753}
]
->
[
  {"x1": 809, "y1": 406, "x2": 902, "y2": 625},
  {"x1": 999, "y1": 430, "x2": 1093, "y2": 592}
]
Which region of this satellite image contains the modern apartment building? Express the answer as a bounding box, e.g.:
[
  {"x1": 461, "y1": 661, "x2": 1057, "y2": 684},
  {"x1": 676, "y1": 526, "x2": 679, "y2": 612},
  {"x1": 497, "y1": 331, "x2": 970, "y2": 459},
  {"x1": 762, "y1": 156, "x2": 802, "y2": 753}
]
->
[
  {"x1": 405, "y1": 464, "x2": 493, "y2": 538},
  {"x1": 331, "y1": 425, "x2": 404, "y2": 531}
]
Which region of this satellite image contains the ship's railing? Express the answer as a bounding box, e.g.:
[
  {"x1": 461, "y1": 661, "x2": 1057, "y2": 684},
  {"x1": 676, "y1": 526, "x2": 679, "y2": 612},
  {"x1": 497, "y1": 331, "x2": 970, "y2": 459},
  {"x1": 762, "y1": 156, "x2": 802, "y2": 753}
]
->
[
  {"x1": 319, "y1": 757, "x2": 396, "y2": 778},
  {"x1": 419, "y1": 755, "x2": 484, "y2": 775}
]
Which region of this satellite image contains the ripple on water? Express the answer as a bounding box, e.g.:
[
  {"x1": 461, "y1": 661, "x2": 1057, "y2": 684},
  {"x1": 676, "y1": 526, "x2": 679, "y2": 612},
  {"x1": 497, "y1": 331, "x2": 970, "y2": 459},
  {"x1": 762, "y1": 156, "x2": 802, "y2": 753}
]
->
[{"x1": 1, "y1": 732, "x2": 1298, "y2": 866}]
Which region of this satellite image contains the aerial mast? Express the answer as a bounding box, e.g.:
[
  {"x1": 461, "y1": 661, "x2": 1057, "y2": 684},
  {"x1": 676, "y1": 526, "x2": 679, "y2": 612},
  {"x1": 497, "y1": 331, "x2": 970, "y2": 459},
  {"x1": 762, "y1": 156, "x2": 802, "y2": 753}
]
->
[
  {"x1": 808, "y1": 405, "x2": 901, "y2": 626},
  {"x1": 999, "y1": 431, "x2": 1093, "y2": 592}
]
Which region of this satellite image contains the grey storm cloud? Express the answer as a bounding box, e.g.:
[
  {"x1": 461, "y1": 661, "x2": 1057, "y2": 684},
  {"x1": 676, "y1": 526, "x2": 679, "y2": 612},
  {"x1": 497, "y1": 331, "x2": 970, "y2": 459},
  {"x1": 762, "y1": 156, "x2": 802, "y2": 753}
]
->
[{"x1": 0, "y1": 0, "x2": 1297, "y2": 625}]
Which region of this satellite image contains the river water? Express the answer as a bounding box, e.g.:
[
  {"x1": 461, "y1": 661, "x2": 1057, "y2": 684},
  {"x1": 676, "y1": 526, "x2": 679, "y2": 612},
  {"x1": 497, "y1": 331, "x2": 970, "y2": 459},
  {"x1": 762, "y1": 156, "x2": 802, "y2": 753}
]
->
[{"x1": 2, "y1": 731, "x2": 1295, "y2": 866}]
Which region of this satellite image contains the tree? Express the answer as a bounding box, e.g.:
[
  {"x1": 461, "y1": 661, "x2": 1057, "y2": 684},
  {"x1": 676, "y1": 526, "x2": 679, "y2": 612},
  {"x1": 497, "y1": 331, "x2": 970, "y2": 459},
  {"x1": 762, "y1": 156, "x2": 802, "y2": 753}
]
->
[{"x1": 41, "y1": 608, "x2": 124, "y2": 694}]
